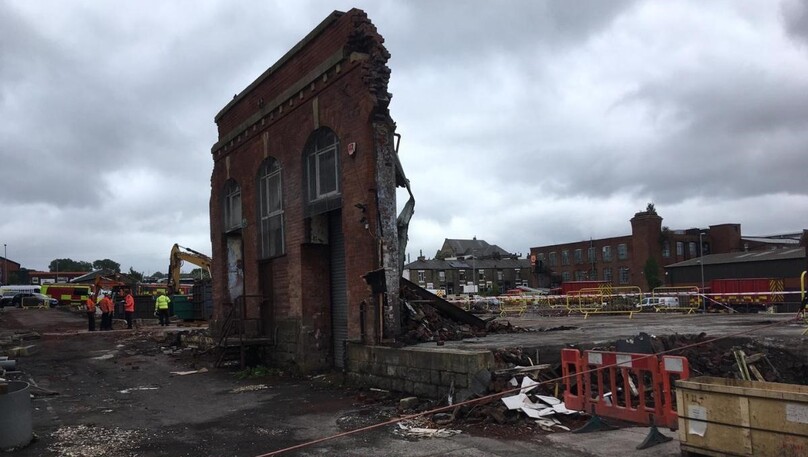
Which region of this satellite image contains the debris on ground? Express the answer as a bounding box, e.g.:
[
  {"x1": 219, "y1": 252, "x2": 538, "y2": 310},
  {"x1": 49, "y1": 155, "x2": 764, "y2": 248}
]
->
[
  {"x1": 48, "y1": 425, "x2": 147, "y2": 457},
  {"x1": 398, "y1": 287, "x2": 527, "y2": 345},
  {"x1": 118, "y1": 386, "x2": 159, "y2": 394},
  {"x1": 399, "y1": 300, "x2": 487, "y2": 344},
  {"x1": 499, "y1": 375, "x2": 577, "y2": 428},
  {"x1": 394, "y1": 418, "x2": 461, "y2": 439},
  {"x1": 602, "y1": 333, "x2": 808, "y2": 385},
  {"x1": 230, "y1": 384, "x2": 270, "y2": 394},
  {"x1": 169, "y1": 367, "x2": 208, "y2": 376}
]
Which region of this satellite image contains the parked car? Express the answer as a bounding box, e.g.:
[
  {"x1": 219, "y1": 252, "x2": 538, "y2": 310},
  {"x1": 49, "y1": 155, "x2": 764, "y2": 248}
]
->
[
  {"x1": 637, "y1": 296, "x2": 679, "y2": 309},
  {"x1": 3, "y1": 292, "x2": 59, "y2": 308}
]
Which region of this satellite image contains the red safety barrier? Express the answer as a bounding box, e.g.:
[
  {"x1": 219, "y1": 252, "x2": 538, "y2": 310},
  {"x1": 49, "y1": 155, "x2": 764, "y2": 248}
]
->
[
  {"x1": 561, "y1": 349, "x2": 689, "y2": 430},
  {"x1": 583, "y1": 350, "x2": 663, "y2": 426},
  {"x1": 561, "y1": 348, "x2": 585, "y2": 411},
  {"x1": 659, "y1": 355, "x2": 689, "y2": 429}
]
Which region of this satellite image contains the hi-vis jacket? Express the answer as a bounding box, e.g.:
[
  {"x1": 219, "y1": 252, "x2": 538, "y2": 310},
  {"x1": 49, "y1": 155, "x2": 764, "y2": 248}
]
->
[
  {"x1": 85, "y1": 297, "x2": 96, "y2": 313},
  {"x1": 155, "y1": 294, "x2": 171, "y2": 310},
  {"x1": 124, "y1": 294, "x2": 135, "y2": 312},
  {"x1": 98, "y1": 296, "x2": 113, "y2": 313}
]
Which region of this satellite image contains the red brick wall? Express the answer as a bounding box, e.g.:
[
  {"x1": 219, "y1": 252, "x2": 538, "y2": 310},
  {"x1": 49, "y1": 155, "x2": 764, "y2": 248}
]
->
[
  {"x1": 708, "y1": 223, "x2": 741, "y2": 253},
  {"x1": 630, "y1": 212, "x2": 663, "y2": 289},
  {"x1": 209, "y1": 9, "x2": 393, "y2": 371}
]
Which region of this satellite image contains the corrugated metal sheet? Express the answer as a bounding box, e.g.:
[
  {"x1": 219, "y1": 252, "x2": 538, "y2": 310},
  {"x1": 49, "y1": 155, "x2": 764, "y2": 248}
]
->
[
  {"x1": 329, "y1": 211, "x2": 348, "y2": 368},
  {"x1": 667, "y1": 247, "x2": 805, "y2": 268}
]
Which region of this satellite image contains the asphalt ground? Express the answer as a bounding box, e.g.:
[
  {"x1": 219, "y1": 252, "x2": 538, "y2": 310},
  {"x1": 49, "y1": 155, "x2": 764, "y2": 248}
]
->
[{"x1": 4, "y1": 307, "x2": 806, "y2": 456}]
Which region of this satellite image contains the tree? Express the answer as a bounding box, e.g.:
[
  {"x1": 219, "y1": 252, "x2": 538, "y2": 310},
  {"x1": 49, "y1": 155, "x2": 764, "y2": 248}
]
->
[
  {"x1": 151, "y1": 271, "x2": 165, "y2": 279},
  {"x1": 646, "y1": 202, "x2": 656, "y2": 214},
  {"x1": 127, "y1": 267, "x2": 144, "y2": 283},
  {"x1": 643, "y1": 257, "x2": 663, "y2": 290},
  {"x1": 93, "y1": 259, "x2": 121, "y2": 273},
  {"x1": 189, "y1": 268, "x2": 211, "y2": 280},
  {"x1": 9, "y1": 268, "x2": 31, "y2": 285},
  {"x1": 49, "y1": 258, "x2": 92, "y2": 272}
]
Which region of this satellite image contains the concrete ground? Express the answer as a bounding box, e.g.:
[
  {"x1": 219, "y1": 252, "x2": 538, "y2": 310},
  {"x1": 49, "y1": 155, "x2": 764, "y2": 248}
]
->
[
  {"x1": 2, "y1": 307, "x2": 806, "y2": 456},
  {"x1": 418, "y1": 311, "x2": 808, "y2": 364}
]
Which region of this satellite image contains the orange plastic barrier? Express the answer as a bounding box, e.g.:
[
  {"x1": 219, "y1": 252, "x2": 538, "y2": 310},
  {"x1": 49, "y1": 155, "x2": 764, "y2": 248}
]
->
[
  {"x1": 561, "y1": 348, "x2": 585, "y2": 411},
  {"x1": 659, "y1": 355, "x2": 690, "y2": 428},
  {"x1": 561, "y1": 348, "x2": 689, "y2": 429}
]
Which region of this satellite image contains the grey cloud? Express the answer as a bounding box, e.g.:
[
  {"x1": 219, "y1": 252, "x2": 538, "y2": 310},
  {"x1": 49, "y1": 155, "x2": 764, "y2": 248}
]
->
[
  {"x1": 381, "y1": 0, "x2": 637, "y2": 67},
  {"x1": 782, "y1": 0, "x2": 808, "y2": 46}
]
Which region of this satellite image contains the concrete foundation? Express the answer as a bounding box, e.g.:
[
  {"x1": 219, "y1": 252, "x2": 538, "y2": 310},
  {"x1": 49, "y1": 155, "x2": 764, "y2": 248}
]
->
[{"x1": 346, "y1": 342, "x2": 494, "y2": 399}]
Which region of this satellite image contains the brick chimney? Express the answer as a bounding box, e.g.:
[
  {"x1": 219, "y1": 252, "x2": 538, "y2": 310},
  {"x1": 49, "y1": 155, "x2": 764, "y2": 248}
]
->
[{"x1": 630, "y1": 209, "x2": 663, "y2": 290}]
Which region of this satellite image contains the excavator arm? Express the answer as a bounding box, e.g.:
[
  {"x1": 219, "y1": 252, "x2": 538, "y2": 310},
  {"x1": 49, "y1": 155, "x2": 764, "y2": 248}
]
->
[{"x1": 167, "y1": 244, "x2": 212, "y2": 295}]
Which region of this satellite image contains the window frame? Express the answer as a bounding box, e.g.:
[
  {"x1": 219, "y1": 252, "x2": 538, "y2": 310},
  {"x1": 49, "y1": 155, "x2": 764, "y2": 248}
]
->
[
  {"x1": 602, "y1": 245, "x2": 612, "y2": 262},
  {"x1": 619, "y1": 267, "x2": 630, "y2": 284},
  {"x1": 617, "y1": 243, "x2": 628, "y2": 260},
  {"x1": 305, "y1": 129, "x2": 340, "y2": 202},
  {"x1": 258, "y1": 158, "x2": 285, "y2": 259},
  {"x1": 223, "y1": 179, "x2": 242, "y2": 233}
]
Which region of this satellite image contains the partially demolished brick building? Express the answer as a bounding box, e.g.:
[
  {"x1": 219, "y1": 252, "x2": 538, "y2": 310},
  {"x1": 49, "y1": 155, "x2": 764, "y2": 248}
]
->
[{"x1": 209, "y1": 9, "x2": 413, "y2": 371}]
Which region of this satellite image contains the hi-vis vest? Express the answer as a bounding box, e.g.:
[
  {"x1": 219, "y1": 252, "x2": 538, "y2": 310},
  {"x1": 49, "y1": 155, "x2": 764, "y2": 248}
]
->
[{"x1": 155, "y1": 295, "x2": 170, "y2": 310}]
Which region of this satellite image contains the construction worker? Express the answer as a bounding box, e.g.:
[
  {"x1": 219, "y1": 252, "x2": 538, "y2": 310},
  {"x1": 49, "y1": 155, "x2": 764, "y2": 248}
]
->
[
  {"x1": 155, "y1": 291, "x2": 171, "y2": 326},
  {"x1": 124, "y1": 290, "x2": 135, "y2": 329},
  {"x1": 98, "y1": 293, "x2": 113, "y2": 331},
  {"x1": 85, "y1": 295, "x2": 96, "y2": 331}
]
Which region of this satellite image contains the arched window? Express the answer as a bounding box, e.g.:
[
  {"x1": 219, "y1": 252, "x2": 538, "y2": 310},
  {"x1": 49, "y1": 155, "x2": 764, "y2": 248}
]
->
[
  {"x1": 223, "y1": 179, "x2": 242, "y2": 232},
  {"x1": 305, "y1": 128, "x2": 339, "y2": 202},
  {"x1": 258, "y1": 158, "x2": 284, "y2": 258}
]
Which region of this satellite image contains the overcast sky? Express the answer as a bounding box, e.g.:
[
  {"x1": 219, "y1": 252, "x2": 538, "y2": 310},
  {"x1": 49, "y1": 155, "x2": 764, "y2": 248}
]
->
[{"x1": 2, "y1": 0, "x2": 807, "y2": 275}]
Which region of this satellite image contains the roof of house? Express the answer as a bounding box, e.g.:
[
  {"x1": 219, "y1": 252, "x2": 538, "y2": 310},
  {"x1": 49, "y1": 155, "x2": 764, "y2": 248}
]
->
[
  {"x1": 665, "y1": 247, "x2": 805, "y2": 268},
  {"x1": 404, "y1": 258, "x2": 531, "y2": 270},
  {"x1": 441, "y1": 238, "x2": 513, "y2": 258},
  {"x1": 0, "y1": 257, "x2": 21, "y2": 268},
  {"x1": 742, "y1": 234, "x2": 802, "y2": 245}
]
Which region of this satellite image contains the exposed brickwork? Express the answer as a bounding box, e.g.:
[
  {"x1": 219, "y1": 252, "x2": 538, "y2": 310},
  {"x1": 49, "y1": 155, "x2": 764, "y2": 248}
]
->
[{"x1": 209, "y1": 9, "x2": 400, "y2": 372}]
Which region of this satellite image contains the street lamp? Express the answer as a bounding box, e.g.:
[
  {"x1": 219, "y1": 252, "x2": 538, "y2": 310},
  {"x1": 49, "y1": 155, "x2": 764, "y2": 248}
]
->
[
  {"x1": 699, "y1": 232, "x2": 706, "y2": 311},
  {"x1": 3, "y1": 244, "x2": 6, "y2": 285},
  {"x1": 472, "y1": 250, "x2": 477, "y2": 295}
]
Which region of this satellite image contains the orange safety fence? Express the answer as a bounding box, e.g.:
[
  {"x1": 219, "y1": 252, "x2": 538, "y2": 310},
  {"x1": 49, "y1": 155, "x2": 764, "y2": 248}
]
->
[{"x1": 561, "y1": 348, "x2": 689, "y2": 429}]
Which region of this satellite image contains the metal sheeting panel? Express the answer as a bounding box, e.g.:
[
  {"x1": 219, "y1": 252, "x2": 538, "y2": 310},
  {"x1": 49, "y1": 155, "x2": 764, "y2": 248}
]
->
[{"x1": 329, "y1": 210, "x2": 348, "y2": 368}]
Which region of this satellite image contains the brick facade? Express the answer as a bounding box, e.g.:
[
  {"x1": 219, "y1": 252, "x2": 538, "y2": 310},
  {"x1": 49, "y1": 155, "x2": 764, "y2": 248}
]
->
[
  {"x1": 529, "y1": 210, "x2": 798, "y2": 291},
  {"x1": 209, "y1": 9, "x2": 404, "y2": 372}
]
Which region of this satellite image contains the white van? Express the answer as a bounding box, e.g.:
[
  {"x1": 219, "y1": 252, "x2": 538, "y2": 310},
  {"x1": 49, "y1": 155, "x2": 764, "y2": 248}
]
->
[
  {"x1": 637, "y1": 296, "x2": 679, "y2": 309},
  {"x1": 0, "y1": 285, "x2": 42, "y2": 307},
  {"x1": 0, "y1": 285, "x2": 41, "y2": 297}
]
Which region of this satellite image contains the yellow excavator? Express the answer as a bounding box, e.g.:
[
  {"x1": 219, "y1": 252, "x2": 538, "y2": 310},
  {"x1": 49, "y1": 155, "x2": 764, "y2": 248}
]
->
[{"x1": 167, "y1": 244, "x2": 212, "y2": 295}]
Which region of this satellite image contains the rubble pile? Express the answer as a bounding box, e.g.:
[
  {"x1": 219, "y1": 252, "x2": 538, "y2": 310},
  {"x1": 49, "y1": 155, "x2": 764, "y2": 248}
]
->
[
  {"x1": 659, "y1": 334, "x2": 808, "y2": 384},
  {"x1": 599, "y1": 333, "x2": 808, "y2": 385},
  {"x1": 400, "y1": 300, "x2": 486, "y2": 345},
  {"x1": 394, "y1": 370, "x2": 582, "y2": 435},
  {"x1": 400, "y1": 300, "x2": 525, "y2": 345}
]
